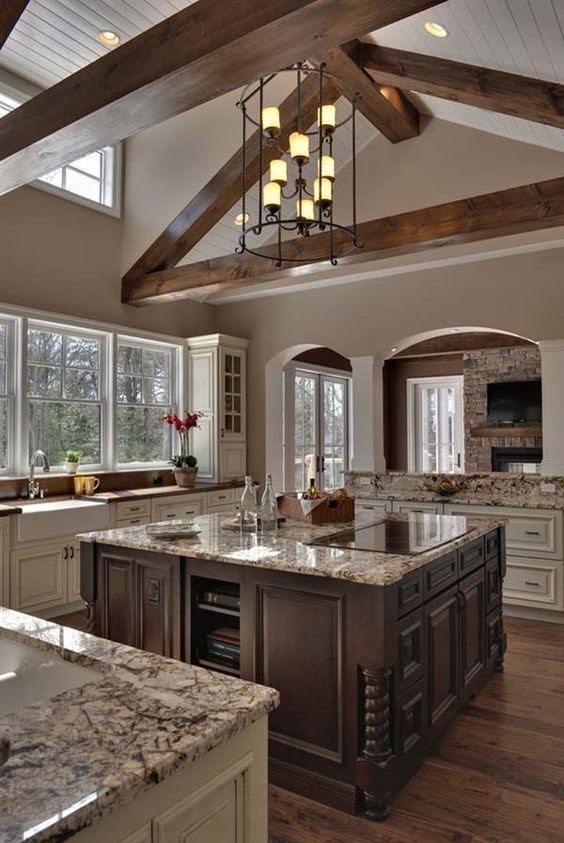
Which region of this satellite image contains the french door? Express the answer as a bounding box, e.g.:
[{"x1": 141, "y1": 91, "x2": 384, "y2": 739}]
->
[
  {"x1": 285, "y1": 367, "x2": 350, "y2": 492},
  {"x1": 407, "y1": 376, "x2": 464, "y2": 474}
]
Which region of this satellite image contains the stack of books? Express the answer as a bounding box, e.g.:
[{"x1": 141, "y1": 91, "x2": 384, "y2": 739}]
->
[
  {"x1": 205, "y1": 627, "x2": 240, "y2": 667},
  {"x1": 200, "y1": 584, "x2": 240, "y2": 611}
]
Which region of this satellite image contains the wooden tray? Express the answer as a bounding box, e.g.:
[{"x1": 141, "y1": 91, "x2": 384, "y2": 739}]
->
[{"x1": 277, "y1": 494, "x2": 355, "y2": 525}]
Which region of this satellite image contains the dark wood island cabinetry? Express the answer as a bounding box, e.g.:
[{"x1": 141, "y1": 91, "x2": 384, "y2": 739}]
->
[{"x1": 80, "y1": 514, "x2": 506, "y2": 821}]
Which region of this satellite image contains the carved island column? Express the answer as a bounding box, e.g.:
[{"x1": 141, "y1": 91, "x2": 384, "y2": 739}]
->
[{"x1": 358, "y1": 665, "x2": 393, "y2": 820}]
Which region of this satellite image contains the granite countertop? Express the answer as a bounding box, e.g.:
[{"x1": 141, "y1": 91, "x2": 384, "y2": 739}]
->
[
  {"x1": 357, "y1": 489, "x2": 564, "y2": 510},
  {"x1": 80, "y1": 512, "x2": 504, "y2": 588},
  {"x1": 0, "y1": 608, "x2": 278, "y2": 843}
]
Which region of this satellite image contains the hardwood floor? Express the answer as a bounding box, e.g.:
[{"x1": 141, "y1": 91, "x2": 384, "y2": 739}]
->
[
  {"x1": 269, "y1": 617, "x2": 564, "y2": 843},
  {"x1": 51, "y1": 612, "x2": 564, "y2": 841}
]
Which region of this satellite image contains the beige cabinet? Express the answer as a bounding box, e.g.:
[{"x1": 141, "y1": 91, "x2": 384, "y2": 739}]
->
[
  {"x1": 0, "y1": 518, "x2": 9, "y2": 606},
  {"x1": 151, "y1": 494, "x2": 206, "y2": 522},
  {"x1": 392, "y1": 500, "x2": 443, "y2": 515},
  {"x1": 67, "y1": 540, "x2": 82, "y2": 603},
  {"x1": 187, "y1": 335, "x2": 249, "y2": 483},
  {"x1": 10, "y1": 542, "x2": 66, "y2": 612}
]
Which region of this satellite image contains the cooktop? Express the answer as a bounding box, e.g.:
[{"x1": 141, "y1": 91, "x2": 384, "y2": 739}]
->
[{"x1": 307, "y1": 513, "x2": 470, "y2": 556}]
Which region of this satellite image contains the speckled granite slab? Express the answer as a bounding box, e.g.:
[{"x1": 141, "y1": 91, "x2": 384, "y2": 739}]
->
[
  {"x1": 346, "y1": 471, "x2": 564, "y2": 510},
  {"x1": 0, "y1": 607, "x2": 278, "y2": 843},
  {"x1": 80, "y1": 512, "x2": 504, "y2": 588}
]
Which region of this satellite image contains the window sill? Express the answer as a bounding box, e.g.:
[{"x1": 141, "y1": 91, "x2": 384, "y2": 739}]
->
[{"x1": 30, "y1": 178, "x2": 121, "y2": 219}]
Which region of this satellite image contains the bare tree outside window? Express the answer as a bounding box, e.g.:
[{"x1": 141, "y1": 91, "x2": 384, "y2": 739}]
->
[
  {"x1": 27, "y1": 326, "x2": 102, "y2": 465},
  {"x1": 116, "y1": 339, "x2": 174, "y2": 464}
]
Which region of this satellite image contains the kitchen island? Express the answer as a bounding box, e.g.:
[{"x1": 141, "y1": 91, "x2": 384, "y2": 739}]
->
[
  {"x1": 0, "y1": 607, "x2": 278, "y2": 843},
  {"x1": 80, "y1": 512, "x2": 507, "y2": 821}
]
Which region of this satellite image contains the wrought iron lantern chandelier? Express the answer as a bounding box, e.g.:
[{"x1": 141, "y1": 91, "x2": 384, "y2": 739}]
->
[{"x1": 236, "y1": 62, "x2": 363, "y2": 267}]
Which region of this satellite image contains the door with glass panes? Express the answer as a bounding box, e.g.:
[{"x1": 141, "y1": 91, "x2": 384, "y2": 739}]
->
[
  {"x1": 408, "y1": 376, "x2": 464, "y2": 473},
  {"x1": 286, "y1": 368, "x2": 349, "y2": 492},
  {"x1": 220, "y1": 348, "x2": 246, "y2": 441}
]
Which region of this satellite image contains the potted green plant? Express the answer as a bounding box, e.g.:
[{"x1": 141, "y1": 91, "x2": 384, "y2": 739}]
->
[
  {"x1": 163, "y1": 412, "x2": 203, "y2": 488},
  {"x1": 64, "y1": 449, "x2": 82, "y2": 475}
]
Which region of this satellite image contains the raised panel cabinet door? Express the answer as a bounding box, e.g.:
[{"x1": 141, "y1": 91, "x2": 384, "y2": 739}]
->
[
  {"x1": 459, "y1": 568, "x2": 486, "y2": 698},
  {"x1": 152, "y1": 769, "x2": 247, "y2": 843},
  {"x1": 10, "y1": 544, "x2": 66, "y2": 612},
  {"x1": 425, "y1": 585, "x2": 459, "y2": 737},
  {"x1": 135, "y1": 556, "x2": 181, "y2": 659},
  {"x1": 98, "y1": 553, "x2": 135, "y2": 646},
  {"x1": 219, "y1": 443, "x2": 246, "y2": 482},
  {"x1": 256, "y1": 584, "x2": 344, "y2": 762},
  {"x1": 396, "y1": 608, "x2": 425, "y2": 695},
  {"x1": 485, "y1": 554, "x2": 502, "y2": 613}
]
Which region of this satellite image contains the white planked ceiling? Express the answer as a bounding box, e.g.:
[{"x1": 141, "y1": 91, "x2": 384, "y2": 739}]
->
[
  {"x1": 370, "y1": 0, "x2": 564, "y2": 152},
  {"x1": 0, "y1": 0, "x2": 195, "y2": 88}
]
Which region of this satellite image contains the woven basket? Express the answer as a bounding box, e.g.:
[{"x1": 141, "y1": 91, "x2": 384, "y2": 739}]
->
[{"x1": 277, "y1": 494, "x2": 355, "y2": 525}]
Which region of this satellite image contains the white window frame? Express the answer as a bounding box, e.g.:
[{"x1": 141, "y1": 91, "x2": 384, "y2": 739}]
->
[
  {"x1": 24, "y1": 319, "x2": 109, "y2": 473},
  {"x1": 114, "y1": 334, "x2": 183, "y2": 470},
  {"x1": 407, "y1": 375, "x2": 465, "y2": 474},
  {"x1": 283, "y1": 361, "x2": 351, "y2": 492},
  {"x1": 0, "y1": 315, "x2": 18, "y2": 475},
  {"x1": 0, "y1": 302, "x2": 185, "y2": 477},
  {"x1": 0, "y1": 85, "x2": 122, "y2": 217}
]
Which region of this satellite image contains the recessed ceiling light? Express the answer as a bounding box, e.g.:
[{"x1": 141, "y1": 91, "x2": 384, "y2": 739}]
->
[
  {"x1": 424, "y1": 21, "x2": 448, "y2": 38},
  {"x1": 97, "y1": 30, "x2": 120, "y2": 47},
  {"x1": 234, "y1": 212, "x2": 249, "y2": 226}
]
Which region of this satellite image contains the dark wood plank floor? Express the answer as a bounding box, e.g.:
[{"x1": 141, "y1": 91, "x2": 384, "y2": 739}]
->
[
  {"x1": 269, "y1": 617, "x2": 564, "y2": 843},
  {"x1": 52, "y1": 612, "x2": 564, "y2": 842}
]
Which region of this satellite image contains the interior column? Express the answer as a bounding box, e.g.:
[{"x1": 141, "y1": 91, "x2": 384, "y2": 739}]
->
[
  {"x1": 539, "y1": 340, "x2": 564, "y2": 476},
  {"x1": 350, "y1": 356, "x2": 386, "y2": 472}
]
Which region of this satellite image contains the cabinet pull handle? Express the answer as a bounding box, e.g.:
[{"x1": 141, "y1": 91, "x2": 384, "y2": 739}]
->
[
  {"x1": 525, "y1": 530, "x2": 541, "y2": 536},
  {"x1": 69, "y1": 545, "x2": 74, "y2": 560},
  {"x1": 130, "y1": 519, "x2": 141, "y2": 525},
  {"x1": 524, "y1": 580, "x2": 540, "y2": 586},
  {"x1": 63, "y1": 545, "x2": 68, "y2": 560},
  {"x1": 167, "y1": 513, "x2": 177, "y2": 518},
  {"x1": 130, "y1": 506, "x2": 141, "y2": 512}
]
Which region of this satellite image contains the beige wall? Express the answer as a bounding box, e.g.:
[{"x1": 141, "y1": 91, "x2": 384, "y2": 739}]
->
[
  {"x1": 0, "y1": 185, "x2": 216, "y2": 336},
  {"x1": 217, "y1": 245, "x2": 564, "y2": 478}
]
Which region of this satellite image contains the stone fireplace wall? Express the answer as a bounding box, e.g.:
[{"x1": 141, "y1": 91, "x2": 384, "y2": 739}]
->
[{"x1": 463, "y1": 346, "x2": 542, "y2": 472}]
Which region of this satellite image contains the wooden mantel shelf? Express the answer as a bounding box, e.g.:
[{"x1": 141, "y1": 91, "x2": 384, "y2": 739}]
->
[{"x1": 470, "y1": 425, "x2": 542, "y2": 439}]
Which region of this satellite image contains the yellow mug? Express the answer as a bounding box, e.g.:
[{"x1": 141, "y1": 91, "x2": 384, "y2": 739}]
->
[
  {"x1": 81, "y1": 476, "x2": 100, "y2": 496},
  {"x1": 73, "y1": 476, "x2": 85, "y2": 495}
]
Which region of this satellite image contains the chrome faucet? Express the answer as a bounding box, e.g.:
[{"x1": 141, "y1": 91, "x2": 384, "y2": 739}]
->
[{"x1": 28, "y1": 450, "x2": 50, "y2": 498}]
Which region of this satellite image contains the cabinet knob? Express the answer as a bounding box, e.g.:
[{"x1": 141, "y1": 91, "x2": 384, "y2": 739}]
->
[
  {"x1": 148, "y1": 578, "x2": 161, "y2": 604},
  {"x1": 69, "y1": 545, "x2": 74, "y2": 560}
]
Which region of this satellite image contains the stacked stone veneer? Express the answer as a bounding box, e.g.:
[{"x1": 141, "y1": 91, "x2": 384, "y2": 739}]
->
[{"x1": 463, "y1": 346, "x2": 542, "y2": 472}]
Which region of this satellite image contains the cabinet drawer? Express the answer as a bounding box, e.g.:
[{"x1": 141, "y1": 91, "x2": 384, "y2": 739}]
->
[
  {"x1": 207, "y1": 503, "x2": 239, "y2": 516},
  {"x1": 458, "y1": 537, "x2": 485, "y2": 576},
  {"x1": 207, "y1": 488, "x2": 236, "y2": 507},
  {"x1": 504, "y1": 559, "x2": 561, "y2": 608},
  {"x1": 116, "y1": 499, "x2": 151, "y2": 521},
  {"x1": 392, "y1": 500, "x2": 442, "y2": 515},
  {"x1": 424, "y1": 552, "x2": 457, "y2": 600},
  {"x1": 117, "y1": 515, "x2": 151, "y2": 528},
  {"x1": 151, "y1": 494, "x2": 205, "y2": 522},
  {"x1": 485, "y1": 530, "x2": 500, "y2": 561},
  {"x1": 395, "y1": 680, "x2": 426, "y2": 757},
  {"x1": 444, "y1": 503, "x2": 562, "y2": 561},
  {"x1": 397, "y1": 570, "x2": 423, "y2": 618},
  {"x1": 356, "y1": 499, "x2": 391, "y2": 515},
  {"x1": 485, "y1": 555, "x2": 502, "y2": 613},
  {"x1": 396, "y1": 608, "x2": 425, "y2": 695}
]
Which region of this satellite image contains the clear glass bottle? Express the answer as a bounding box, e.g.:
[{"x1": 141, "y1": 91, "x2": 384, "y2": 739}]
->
[
  {"x1": 240, "y1": 475, "x2": 258, "y2": 531},
  {"x1": 260, "y1": 474, "x2": 278, "y2": 534}
]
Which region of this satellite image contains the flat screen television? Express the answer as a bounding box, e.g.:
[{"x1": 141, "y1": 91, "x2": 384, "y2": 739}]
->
[{"x1": 487, "y1": 380, "x2": 542, "y2": 424}]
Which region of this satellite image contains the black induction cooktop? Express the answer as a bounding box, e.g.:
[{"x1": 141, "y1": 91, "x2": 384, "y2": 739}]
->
[{"x1": 307, "y1": 513, "x2": 470, "y2": 556}]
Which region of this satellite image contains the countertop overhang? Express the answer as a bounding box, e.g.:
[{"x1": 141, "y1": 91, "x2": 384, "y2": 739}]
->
[
  {"x1": 0, "y1": 608, "x2": 278, "y2": 843},
  {"x1": 80, "y1": 512, "x2": 505, "y2": 588}
]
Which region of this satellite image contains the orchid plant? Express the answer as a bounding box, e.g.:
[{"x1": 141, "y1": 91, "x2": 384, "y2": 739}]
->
[{"x1": 162, "y1": 411, "x2": 203, "y2": 470}]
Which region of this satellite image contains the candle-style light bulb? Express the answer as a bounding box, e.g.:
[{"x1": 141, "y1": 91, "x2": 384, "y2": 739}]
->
[
  {"x1": 296, "y1": 197, "x2": 315, "y2": 221},
  {"x1": 262, "y1": 106, "x2": 281, "y2": 138},
  {"x1": 263, "y1": 181, "x2": 281, "y2": 214},
  {"x1": 269, "y1": 159, "x2": 288, "y2": 186},
  {"x1": 318, "y1": 155, "x2": 335, "y2": 181},
  {"x1": 317, "y1": 104, "x2": 336, "y2": 135},
  {"x1": 314, "y1": 177, "x2": 332, "y2": 208},
  {"x1": 289, "y1": 131, "x2": 310, "y2": 165}
]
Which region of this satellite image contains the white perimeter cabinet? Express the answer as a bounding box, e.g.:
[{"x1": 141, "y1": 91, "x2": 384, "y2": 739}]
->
[{"x1": 187, "y1": 335, "x2": 248, "y2": 483}]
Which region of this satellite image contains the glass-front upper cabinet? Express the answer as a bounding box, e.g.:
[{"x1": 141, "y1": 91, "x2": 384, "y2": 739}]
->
[{"x1": 220, "y1": 347, "x2": 246, "y2": 441}]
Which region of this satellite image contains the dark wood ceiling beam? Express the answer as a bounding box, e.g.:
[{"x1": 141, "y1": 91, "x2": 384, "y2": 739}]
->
[
  {"x1": 122, "y1": 176, "x2": 564, "y2": 304},
  {"x1": 360, "y1": 43, "x2": 564, "y2": 130},
  {"x1": 0, "y1": 0, "x2": 442, "y2": 195},
  {"x1": 124, "y1": 74, "x2": 339, "y2": 281},
  {"x1": 0, "y1": 1, "x2": 30, "y2": 49},
  {"x1": 316, "y1": 40, "x2": 419, "y2": 142}
]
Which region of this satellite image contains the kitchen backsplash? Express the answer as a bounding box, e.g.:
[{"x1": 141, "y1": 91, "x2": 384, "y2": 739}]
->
[{"x1": 346, "y1": 471, "x2": 564, "y2": 501}]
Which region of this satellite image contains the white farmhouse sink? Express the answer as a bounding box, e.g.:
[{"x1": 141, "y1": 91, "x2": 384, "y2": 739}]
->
[
  {"x1": 0, "y1": 636, "x2": 100, "y2": 718},
  {"x1": 17, "y1": 499, "x2": 110, "y2": 543}
]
